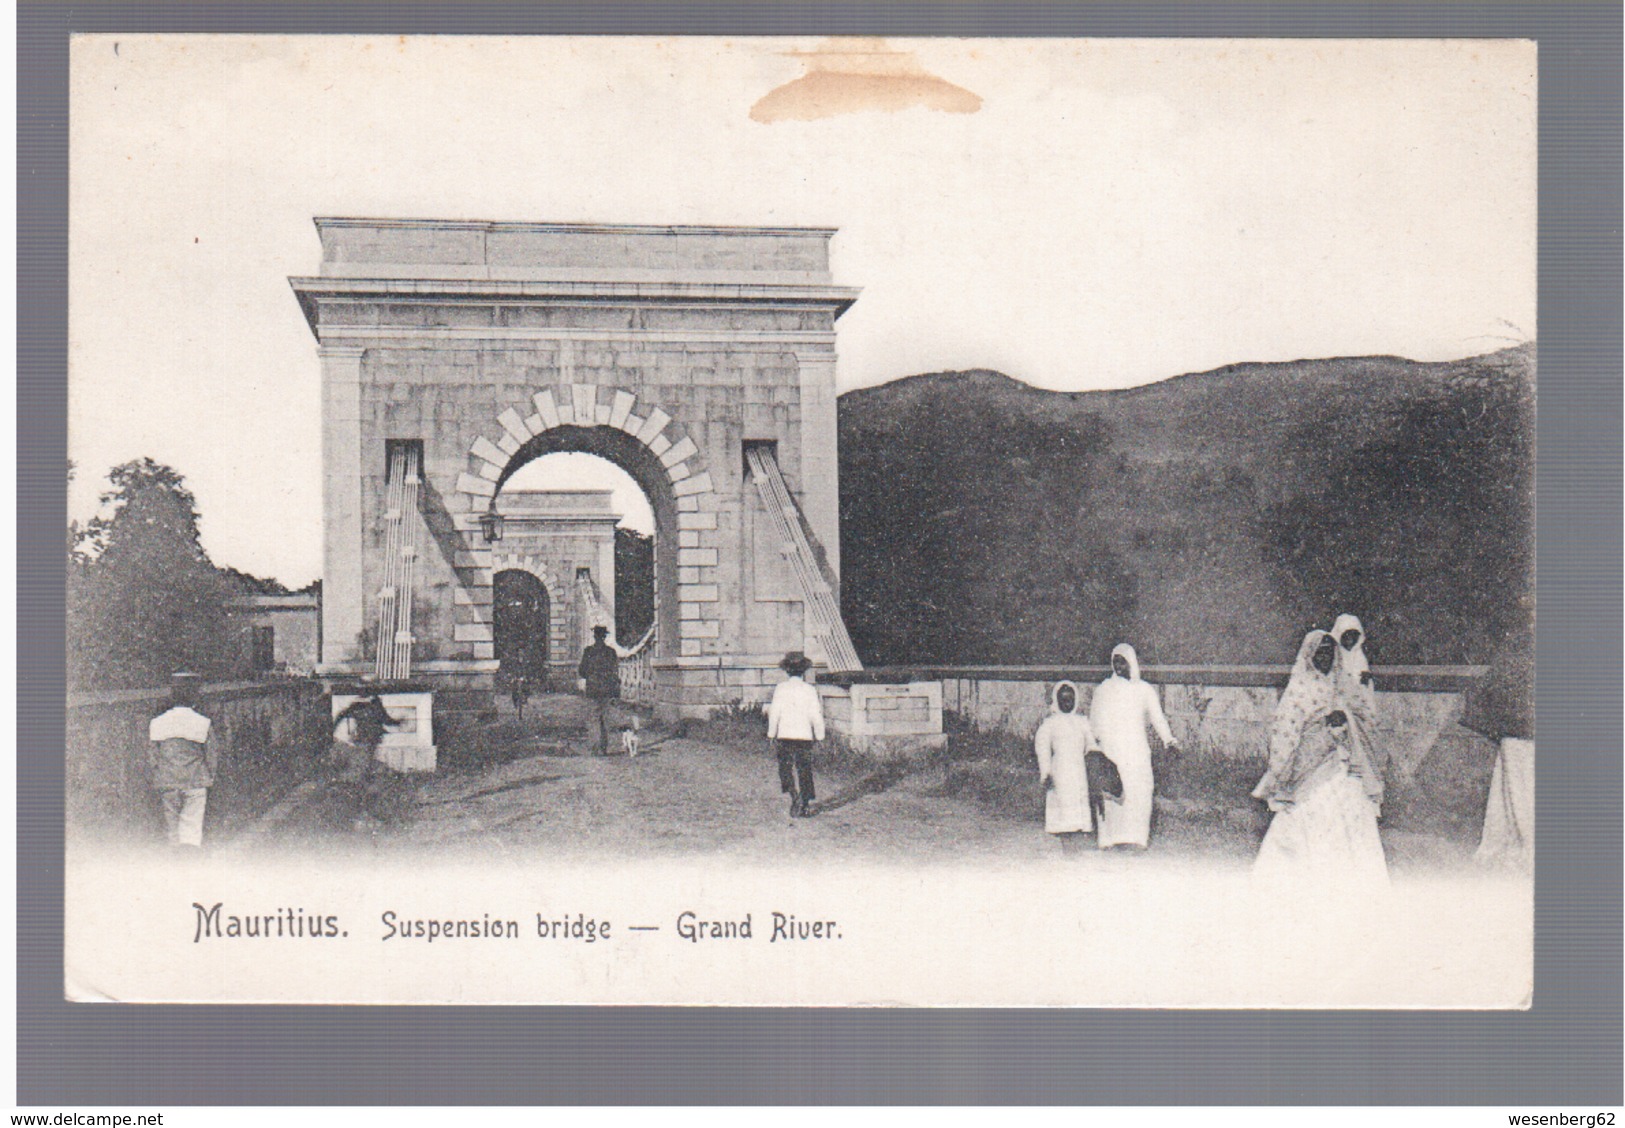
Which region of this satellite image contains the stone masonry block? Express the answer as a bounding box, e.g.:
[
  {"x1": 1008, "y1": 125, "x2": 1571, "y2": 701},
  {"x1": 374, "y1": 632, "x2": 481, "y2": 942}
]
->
[
  {"x1": 679, "y1": 530, "x2": 700, "y2": 548},
  {"x1": 498, "y1": 408, "x2": 532, "y2": 444},
  {"x1": 667, "y1": 462, "x2": 691, "y2": 483},
  {"x1": 648, "y1": 433, "x2": 673, "y2": 458},
  {"x1": 571, "y1": 383, "x2": 597, "y2": 420},
  {"x1": 678, "y1": 547, "x2": 719, "y2": 567},
  {"x1": 471, "y1": 435, "x2": 507, "y2": 466},
  {"x1": 594, "y1": 403, "x2": 612, "y2": 424},
  {"x1": 454, "y1": 623, "x2": 494, "y2": 643},
  {"x1": 555, "y1": 394, "x2": 575, "y2": 426},
  {"x1": 677, "y1": 496, "x2": 700, "y2": 512},
  {"x1": 681, "y1": 638, "x2": 704, "y2": 657},
  {"x1": 660, "y1": 435, "x2": 699, "y2": 468},
  {"x1": 496, "y1": 434, "x2": 520, "y2": 457},
  {"x1": 475, "y1": 460, "x2": 502, "y2": 481},
  {"x1": 679, "y1": 602, "x2": 705, "y2": 620},
  {"x1": 453, "y1": 588, "x2": 493, "y2": 606},
  {"x1": 531, "y1": 389, "x2": 560, "y2": 430},
  {"x1": 619, "y1": 413, "x2": 645, "y2": 436},
  {"x1": 636, "y1": 408, "x2": 671, "y2": 445},
  {"x1": 673, "y1": 471, "x2": 714, "y2": 498},
  {"x1": 680, "y1": 620, "x2": 721, "y2": 639},
  {"x1": 680, "y1": 584, "x2": 721, "y2": 602},
  {"x1": 678, "y1": 511, "x2": 719, "y2": 530},
  {"x1": 456, "y1": 472, "x2": 497, "y2": 498},
  {"x1": 609, "y1": 390, "x2": 635, "y2": 429},
  {"x1": 523, "y1": 413, "x2": 543, "y2": 435}
]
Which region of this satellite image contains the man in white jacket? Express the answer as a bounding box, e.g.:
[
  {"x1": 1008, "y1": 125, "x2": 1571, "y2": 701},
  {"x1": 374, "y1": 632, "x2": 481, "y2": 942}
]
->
[
  {"x1": 767, "y1": 651, "x2": 825, "y2": 819},
  {"x1": 147, "y1": 673, "x2": 217, "y2": 848}
]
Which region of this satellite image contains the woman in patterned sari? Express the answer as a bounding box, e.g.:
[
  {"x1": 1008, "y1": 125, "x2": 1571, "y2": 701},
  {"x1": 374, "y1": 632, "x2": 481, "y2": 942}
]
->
[{"x1": 1251, "y1": 630, "x2": 1388, "y2": 890}]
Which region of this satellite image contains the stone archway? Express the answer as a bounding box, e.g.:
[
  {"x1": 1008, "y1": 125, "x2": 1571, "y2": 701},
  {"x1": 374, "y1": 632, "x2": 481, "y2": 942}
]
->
[
  {"x1": 296, "y1": 217, "x2": 860, "y2": 717},
  {"x1": 492, "y1": 567, "x2": 551, "y2": 684},
  {"x1": 451, "y1": 383, "x2": 717, "y2": 663}
]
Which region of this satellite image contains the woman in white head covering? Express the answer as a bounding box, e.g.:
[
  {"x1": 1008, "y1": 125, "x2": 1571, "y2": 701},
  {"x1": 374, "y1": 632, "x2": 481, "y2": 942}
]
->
[
  {"x1": 1330, "y1": 615, "x2": 1372, "y2": 699},
  {"x1": 1252, "y1": 630, "x2": 1388, "y2": 890},
  {"x1": 1088, "y1": 643, "x2": 1178, "y2": 850},
  {"x1": 1252, "y1": 630, "x2": 1337, "y2": 805},
  {"x1": 1034, "y1": 680, "x2": 1096, "y2": 854},
  {"x1": 1331, "y1": 613, "x2": 1385, "y2": 798}
]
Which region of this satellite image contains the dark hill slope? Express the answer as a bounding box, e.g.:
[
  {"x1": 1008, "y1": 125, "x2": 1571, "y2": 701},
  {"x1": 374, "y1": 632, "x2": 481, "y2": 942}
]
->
[{"x1": 837, "y1": 345, "x2": 1534, "y2": 666}]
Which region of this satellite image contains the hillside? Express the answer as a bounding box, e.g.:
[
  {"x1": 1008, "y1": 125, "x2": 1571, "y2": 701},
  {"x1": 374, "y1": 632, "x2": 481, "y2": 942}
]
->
[{"x1": 837, "y1": 344, "x2": 1535, "y2": 667}]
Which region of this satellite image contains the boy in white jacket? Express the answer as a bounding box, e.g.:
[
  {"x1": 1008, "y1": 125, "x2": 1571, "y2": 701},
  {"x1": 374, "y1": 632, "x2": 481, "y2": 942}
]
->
[{"x1": 767, "y1": 651, "x2": 824, "y2": 819}]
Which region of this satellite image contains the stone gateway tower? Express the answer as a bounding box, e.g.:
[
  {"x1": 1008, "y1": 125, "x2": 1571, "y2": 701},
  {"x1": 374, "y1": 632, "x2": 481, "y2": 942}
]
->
[{"x1": 292, "y1": 218, "x2": 862, "y2": 720}]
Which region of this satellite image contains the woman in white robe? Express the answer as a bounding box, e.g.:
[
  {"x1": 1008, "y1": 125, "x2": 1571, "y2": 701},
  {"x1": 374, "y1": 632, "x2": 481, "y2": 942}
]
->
[
  {"x1": 1034, "y1": 680, "x2": 1095, "y2": 853},
  {"x1": 1252, "y1": 631, "x2": 1388, "y2": 891},
  {"x1": 1331, "y1": 612, "x2": 1386, "y2": 799},
  {"x1": 1089, "y1": 643, "x2": 1177, "y2": 850}
]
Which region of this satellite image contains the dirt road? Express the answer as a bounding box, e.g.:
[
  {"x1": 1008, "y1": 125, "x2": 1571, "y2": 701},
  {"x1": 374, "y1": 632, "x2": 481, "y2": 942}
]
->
[{"x1": 246, "y1": 693, "x2": 1469, "y2": 872}]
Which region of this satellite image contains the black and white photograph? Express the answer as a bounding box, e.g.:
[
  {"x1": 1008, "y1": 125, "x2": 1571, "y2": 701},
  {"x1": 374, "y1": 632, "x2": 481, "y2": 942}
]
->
[{"x1": 62, "y1": 34, "x2": 1537, "y2": 1006}]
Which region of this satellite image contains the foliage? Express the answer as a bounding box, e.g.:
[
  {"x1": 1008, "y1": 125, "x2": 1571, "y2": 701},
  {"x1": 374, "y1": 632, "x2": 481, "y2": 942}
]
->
[
  {"x1": 67, "y1": 458, "x2": 249, "y2": 689},
  {"x1": 1264, "y1": 365, "x2": 1534, "y2": 663},
  {"x1": 839, "y1": 347, "x2": 1535, "y2": 667},
  {"x1": 841, "y1": 387, "x2": 1136, "y2": 665},
  {"x1": 217, "y1": 566, "x2": 291, "y2": 596},
  {"x1": 614, "y1": 526, "x2": 655, "y2": 643},
  {"x1": 711, "y1": 700, "x2": 768, "y2": 725}
]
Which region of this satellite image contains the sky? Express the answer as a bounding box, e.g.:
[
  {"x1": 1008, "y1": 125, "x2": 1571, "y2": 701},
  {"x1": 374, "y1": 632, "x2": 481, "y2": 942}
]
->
[
  {"x1": 505, "y1": 454, "x2": 655, "y2": 536},
  {"x1": 68, "y1": 35, "x2": 1536, "y2": 586}
]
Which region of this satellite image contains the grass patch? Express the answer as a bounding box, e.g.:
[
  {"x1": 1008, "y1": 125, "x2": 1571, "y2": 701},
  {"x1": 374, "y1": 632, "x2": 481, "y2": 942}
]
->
[
  {"x1": 1380, "y1": 726, "x2": 1497, "y2": 841},
  {"x1": 690, "y1": 700, "x2": 932, "y2": 780},
  {"x1": 938, "y1": 712, "x2": 1273, "y2": 819}
]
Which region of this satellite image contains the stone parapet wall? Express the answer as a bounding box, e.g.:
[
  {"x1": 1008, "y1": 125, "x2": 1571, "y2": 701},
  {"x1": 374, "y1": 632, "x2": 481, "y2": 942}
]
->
[
  {"x1": 936, "y1": 669, "x2": 1481, "y2": 781},
  {"x1": 67, "y1": 679, "x2": 331, "y2": 841}
]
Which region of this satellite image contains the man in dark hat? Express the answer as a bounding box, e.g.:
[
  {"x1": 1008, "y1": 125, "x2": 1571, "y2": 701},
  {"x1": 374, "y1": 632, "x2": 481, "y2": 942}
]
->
[
  {"x1": 147, "y1": 673, "x2": 217, "y2": 848},
  {"x1": 577, "y1": 624, "x2": 621, "y2": 756},
  {"x1": 767, "y1": 651, "x2": 825, "y2": 818}
]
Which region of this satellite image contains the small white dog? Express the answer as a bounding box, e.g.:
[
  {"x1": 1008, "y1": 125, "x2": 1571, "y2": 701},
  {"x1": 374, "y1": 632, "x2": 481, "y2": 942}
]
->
[{"x1": 620, "y1": 716, "x2": 641, "y2": 758}]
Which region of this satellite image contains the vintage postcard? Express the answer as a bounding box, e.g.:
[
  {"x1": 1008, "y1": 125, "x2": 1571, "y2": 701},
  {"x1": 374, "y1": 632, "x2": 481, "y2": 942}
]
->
[{"x1": 65, "y1": 35, "x2": 1535, "y2": 1006}]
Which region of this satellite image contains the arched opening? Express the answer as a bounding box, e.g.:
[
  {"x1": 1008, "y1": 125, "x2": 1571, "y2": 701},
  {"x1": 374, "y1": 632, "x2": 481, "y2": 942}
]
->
[
  {"x1": 492, "y1": 569, "x2": 551, "y2": 686},
  {"x1": 493, "y1": 426, "x2": 675, "y2": 659}
]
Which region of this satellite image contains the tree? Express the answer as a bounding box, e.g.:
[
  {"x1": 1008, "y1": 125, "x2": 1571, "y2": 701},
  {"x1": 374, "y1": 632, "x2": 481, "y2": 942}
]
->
[
  {"x1": 67, "y1": 459, "x2": 247, "y2": 689},
  {"x1": 614, "y1": 526, "x2": 655, "y2": 644},
  {"x1": 1264, "y1": 360, "x2": 1534, "y2": 664}
]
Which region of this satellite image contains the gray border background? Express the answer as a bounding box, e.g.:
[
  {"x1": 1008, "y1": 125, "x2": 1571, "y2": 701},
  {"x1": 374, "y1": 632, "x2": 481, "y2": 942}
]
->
[{"x1": 18, "y1": 2, "x2": 1621, "y2": 1106}]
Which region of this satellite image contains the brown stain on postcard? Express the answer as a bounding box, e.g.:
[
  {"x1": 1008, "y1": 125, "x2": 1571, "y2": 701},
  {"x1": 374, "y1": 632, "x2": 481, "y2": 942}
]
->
[{"x1": 751, "y1": 37, "x2": 982, "y2": 123}]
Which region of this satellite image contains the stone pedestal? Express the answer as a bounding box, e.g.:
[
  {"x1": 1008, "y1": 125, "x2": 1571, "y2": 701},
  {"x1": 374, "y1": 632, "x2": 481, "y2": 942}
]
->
[{"x1": 822, "y1": 681, "x2": 947, "y2": 758}]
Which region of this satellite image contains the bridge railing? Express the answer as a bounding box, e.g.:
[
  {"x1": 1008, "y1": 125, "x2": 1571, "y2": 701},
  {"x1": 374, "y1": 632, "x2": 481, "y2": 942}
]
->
[
  {"x1": 617, "y1": 626, "x2": 658, "y2": 707},
  {"x1": 572, "y1": 570, "x2": 657, "y2": 707}
]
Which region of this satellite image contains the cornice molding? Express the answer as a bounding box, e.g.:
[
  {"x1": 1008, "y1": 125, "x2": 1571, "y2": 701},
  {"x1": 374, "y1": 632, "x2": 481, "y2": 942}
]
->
[{"x1": 314, "y1": 216, "x2": 839, "y2": 238}]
